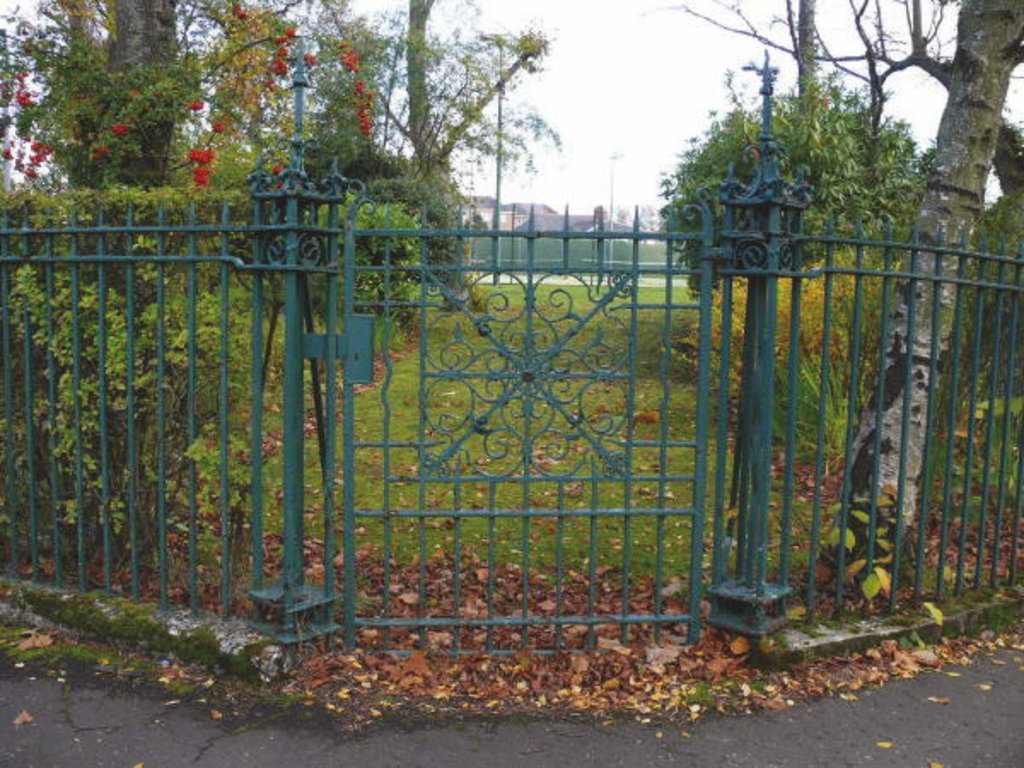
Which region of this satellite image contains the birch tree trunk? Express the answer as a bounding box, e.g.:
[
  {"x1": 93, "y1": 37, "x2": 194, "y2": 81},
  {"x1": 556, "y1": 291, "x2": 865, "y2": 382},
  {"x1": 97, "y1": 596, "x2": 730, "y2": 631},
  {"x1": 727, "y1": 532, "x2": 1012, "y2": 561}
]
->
[{"x1": 847, "y1": 0, "x2": 1024, "y2": 524}]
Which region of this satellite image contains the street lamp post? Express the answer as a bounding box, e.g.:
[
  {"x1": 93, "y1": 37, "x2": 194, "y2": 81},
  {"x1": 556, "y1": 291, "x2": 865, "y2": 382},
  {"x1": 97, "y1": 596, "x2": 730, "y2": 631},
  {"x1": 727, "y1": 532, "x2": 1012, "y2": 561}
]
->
[
  {"x1": 481, "y1": 33, "x2": 507, "y2": 279},
  {"x1": 609, "y1": 151, "x2": 624, "y2": 267}
]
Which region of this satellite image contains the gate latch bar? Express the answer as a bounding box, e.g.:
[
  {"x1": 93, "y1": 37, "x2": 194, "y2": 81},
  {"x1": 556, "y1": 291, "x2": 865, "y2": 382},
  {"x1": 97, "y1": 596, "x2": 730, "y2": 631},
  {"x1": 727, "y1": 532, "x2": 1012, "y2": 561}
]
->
[{"x1": 301, "y1": 313, "x2": 374, "y2": 384}]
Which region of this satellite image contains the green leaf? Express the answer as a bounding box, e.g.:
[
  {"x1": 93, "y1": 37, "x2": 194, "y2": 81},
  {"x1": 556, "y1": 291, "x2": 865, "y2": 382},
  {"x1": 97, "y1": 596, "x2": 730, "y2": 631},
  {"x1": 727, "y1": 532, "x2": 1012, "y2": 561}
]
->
[
  {"x1": 861, "y1": 572, "x2": 881, "y2": 599},
  {"x1": 843, "y1": 528, "x2": 856, "y2": 551},
  {"x1": 851, "y1": 509, "x2": 871, "y2": 524}
]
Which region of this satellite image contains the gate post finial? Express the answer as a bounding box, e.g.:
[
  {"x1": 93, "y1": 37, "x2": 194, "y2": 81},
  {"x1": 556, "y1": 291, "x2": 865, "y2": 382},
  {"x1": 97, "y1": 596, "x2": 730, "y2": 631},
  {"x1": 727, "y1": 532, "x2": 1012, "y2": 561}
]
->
[{"x1": 289, "y1": 42, "x2": 311, "y2": 174}]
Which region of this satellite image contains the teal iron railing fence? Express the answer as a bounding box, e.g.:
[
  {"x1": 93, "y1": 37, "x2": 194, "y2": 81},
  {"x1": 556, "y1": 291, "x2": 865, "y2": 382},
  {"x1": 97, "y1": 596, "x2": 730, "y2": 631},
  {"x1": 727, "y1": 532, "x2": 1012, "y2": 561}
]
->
[{"x1": 1, "y1": 55, "x2": 1021, "y2": 651}]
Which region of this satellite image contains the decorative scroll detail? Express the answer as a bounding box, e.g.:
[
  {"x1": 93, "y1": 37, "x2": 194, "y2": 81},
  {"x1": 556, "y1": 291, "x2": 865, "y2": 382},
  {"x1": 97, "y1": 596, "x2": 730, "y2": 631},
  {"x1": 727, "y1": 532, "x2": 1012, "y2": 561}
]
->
[
  {"x1": 419, "y1": 271, "x2": 636, "y2": 479},
  {"x1": 733, "y1": 238, "x2": 769, "y2": 270}
]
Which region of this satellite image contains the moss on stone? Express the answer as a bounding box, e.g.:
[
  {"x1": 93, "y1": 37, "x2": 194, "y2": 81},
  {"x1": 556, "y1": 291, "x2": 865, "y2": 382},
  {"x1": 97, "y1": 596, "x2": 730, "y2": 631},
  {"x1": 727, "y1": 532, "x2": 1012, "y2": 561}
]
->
[{"x1": 7, "y1": 585, "x2": 270, "y2": 684}]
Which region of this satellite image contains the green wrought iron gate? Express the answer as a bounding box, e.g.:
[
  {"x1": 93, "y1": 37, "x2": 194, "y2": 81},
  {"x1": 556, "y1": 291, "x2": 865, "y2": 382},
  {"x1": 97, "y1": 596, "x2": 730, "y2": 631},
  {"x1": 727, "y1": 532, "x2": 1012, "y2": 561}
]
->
[{"x1": 333, "y1": 213, "x2": 715, "y2": 652}]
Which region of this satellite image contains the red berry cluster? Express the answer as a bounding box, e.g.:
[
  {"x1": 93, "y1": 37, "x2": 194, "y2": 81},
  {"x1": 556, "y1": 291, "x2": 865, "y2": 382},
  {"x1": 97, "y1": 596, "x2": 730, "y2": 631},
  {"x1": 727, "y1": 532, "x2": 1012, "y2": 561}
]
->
[
  {"x1": 269, "y1": 27, "x2": 299, "y2": 80},
  {"x1": 189, "y1": 148, "x2": 215, "y2": 188},
  {"x1": 4, "y1": 138, "x2": 52, "y2": 178},
  {"x1": 1, "y1": 72, "x2": 51, "y2": 180},
  {"x1": 2, "y1": 71, "x2": 35, "y2": 107},
  {"x1": 339, "y1": 43, "x2": 373, "y2": 138}
]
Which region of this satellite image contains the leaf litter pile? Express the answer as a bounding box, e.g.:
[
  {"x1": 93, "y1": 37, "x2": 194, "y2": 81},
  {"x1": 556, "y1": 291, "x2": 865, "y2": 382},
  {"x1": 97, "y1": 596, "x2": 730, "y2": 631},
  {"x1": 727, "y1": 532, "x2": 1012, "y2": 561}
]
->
[{"x1": 286, "y1": 621, "x2": 1024, "y2": 731}]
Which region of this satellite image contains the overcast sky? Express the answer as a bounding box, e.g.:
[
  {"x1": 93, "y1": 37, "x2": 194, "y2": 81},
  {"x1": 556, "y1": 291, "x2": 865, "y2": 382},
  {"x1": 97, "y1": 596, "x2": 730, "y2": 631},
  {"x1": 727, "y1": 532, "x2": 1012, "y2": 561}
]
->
[{"x1": 350, "y1": 0, "x2": 964, "y2": 214}]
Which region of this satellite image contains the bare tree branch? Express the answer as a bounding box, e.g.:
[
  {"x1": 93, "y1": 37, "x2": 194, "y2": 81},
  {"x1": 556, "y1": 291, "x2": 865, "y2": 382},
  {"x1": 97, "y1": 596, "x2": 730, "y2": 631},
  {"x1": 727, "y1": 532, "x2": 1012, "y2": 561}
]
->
[{"x1": 670, "y1": 3, "x2": 798, "y2": 58}]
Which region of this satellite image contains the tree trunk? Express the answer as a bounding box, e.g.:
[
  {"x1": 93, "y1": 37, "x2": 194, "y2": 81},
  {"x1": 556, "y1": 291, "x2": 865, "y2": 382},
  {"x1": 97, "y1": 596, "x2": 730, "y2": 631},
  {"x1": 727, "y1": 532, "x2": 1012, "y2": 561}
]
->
[
  {"x1": 796, "y1": 0, "x2": 816, "y2": 95},
  {"x1": 847, "y1": 0, "x2": 1024, "y2": 524},
  {"x1": 407, "y1": 0, "x2": 435, "y2": 170},
  {"x1": 107, "y1": 0, "x2": 178, "y2": 186}
]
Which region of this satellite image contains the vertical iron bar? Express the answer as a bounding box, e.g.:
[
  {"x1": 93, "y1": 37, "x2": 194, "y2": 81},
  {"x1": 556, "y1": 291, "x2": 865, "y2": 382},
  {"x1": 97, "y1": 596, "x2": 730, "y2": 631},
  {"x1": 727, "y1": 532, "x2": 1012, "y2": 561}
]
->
[
  {"x1": 779, "y1": 248, "x2": 802, "y2": 586},
  {"x1": 21, "y1": 289, "x2": 38, "y2": 581},
  {"x1": 834, "y1": 224, "x2": 867, "y2": 612},
  {"x1": 913, "y1": 233, "x2": 946, "y2": 599},
  {"x1": 1, "y1": 257, "x2": 15, "y2": 577},
  {"x1": 70, "y1": 210, "x2": 86, "y2": 590},
  {"x1": 689, "y1": 211, "x2": 714, "y2": 643},
  {"x1": 342, "y1": 202, "x2": 361, "y2": 647},
  {"x1": 219, "y1": 258, "x2": 231, "y2": 616},
  {"x1": 323, "y1": 202, "x2": 339, "y2": 607},
  {"x1": 865, "y1": 228, "x2": 895, "y2": 579},
  {"x1": 890, "y1": 237, "x2": 919, "y2": 610},
  {"x1": 124, "y1": 210, "x2": 139, "y2": 600},
  {"x1": 956, "y1": 248, "x2": 987, "y2": 594},
  {"x1": 44, "y1": 257, "x2": 61, "y2": 585},
  {"x1": 806, "y1": 226, "x2": 835, "y2": 613},
  {"x1": 998, "y1": 248, "x2": 1023, "y2": 583},
  {"x1": 936, "y1": 240, "x2": 968, "y2": 598},
  {"x1": 186, "y1": 204, "x2": 200, "y2": 610},
  {"x1": 153, "y1": 209, "x2": 166, "y2": 608},
  {"x1": 96, "y1": 210, "x2": 112, "y2": 593},
  {"x1": 250, "y1": 202, "x2": 265, "y2": 593},
  {"x1": 973, "y1": 251, "x2": 1004, "y2": 587}
]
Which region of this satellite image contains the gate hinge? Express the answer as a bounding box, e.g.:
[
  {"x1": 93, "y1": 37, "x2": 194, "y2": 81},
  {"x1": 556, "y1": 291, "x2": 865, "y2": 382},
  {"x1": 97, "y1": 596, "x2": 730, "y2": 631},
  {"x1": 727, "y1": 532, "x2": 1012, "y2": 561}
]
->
[{"x1": 302, "y1": 313, "x2": 374, "y2": 383}]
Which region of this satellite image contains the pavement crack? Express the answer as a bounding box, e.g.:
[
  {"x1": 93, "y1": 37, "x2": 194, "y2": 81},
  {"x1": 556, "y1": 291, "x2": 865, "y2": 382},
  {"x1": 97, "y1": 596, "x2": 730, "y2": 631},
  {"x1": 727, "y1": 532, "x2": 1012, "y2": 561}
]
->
[{"x1": 192, "y1": 728, "x2": 229, "y2": 763}]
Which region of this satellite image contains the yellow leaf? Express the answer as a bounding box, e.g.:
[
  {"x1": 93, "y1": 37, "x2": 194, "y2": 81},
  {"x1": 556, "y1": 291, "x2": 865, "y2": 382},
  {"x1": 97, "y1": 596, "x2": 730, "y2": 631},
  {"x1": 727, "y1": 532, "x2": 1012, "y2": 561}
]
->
[
  {"x1": 876, "y1": 741, "x2": 894, "y2": 749},
  {"x1": 923, "y1": 602, "x2": 944, "y2": 626},
  {"x1": 978, "y1": 684, "x2": 993, "y2": 691},
  {"x1": 873, "y1": 566, "x2": 892, "y2": 596},
  {"x1": 929, "y1": 763, "x2": 944, "y2": 768},
  {"x1": 845, "y1": 559, "x2": 867, "y2": 580}
]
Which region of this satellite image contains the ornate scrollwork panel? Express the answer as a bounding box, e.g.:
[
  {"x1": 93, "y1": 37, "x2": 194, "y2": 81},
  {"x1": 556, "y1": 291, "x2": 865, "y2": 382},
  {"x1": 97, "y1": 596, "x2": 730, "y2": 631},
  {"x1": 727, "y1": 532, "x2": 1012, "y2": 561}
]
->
[{"x1": 420, "y1": 270, "x2": 635, "y2": 479}]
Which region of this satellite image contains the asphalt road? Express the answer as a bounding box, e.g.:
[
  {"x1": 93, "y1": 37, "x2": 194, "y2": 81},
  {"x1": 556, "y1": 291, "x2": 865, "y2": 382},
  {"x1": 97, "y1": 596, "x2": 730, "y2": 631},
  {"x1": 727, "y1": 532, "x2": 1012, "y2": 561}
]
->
[{"x1": 1, "y1": 646, "x2": 1022, "y2": 767}]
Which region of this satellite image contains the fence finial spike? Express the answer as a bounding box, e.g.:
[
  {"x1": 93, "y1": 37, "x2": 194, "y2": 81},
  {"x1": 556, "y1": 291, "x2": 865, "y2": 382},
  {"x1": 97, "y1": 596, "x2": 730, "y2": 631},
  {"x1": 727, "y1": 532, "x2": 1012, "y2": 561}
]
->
[
  {"x1": 290, "y1": 38, "x2": 310, "y2": 172},
  {"x1": 743, "y1": 50, "x2": 778, "y2": 142}
]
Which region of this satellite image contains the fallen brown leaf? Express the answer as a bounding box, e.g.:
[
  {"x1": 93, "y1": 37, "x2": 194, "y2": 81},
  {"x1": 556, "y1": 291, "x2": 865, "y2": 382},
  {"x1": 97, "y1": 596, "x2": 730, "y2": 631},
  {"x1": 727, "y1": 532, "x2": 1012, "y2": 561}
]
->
[
  {"x1": 729, "y1": 636, "x2": 751, "y2": 655},
  {"x1": 570, "y1": 655, "x2": 589, "y2": 674},
  {"x1": 17, "y1": 632, "x2": 53, "y2": 651},
  {"x1": 12, "y1": 710, "x2": 34, "y2": 726}
]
